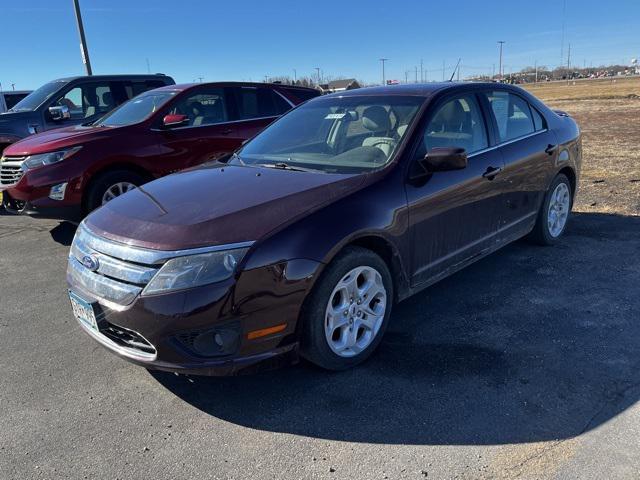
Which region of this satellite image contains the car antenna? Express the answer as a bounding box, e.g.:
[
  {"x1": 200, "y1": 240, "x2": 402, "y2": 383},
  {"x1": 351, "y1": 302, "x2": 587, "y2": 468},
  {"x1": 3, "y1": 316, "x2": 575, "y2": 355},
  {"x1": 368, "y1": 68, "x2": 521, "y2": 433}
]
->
[{"x1": 449, "y1": 58, "x2": 461, "y2": 82}]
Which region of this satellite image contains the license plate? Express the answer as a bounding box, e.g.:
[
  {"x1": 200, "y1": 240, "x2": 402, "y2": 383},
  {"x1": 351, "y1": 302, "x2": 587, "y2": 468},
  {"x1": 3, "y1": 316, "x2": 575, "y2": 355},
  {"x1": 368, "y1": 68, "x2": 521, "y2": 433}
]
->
[{"x1": 69, "y1": 291, "x2": 98, "y2": 331}]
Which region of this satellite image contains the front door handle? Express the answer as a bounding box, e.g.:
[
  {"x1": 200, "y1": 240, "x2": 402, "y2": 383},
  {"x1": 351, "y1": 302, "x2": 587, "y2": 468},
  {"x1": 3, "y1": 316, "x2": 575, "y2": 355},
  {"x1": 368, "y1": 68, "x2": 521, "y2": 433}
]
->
[
  {"x1": 545, "y1": 144, "x2": 558, "y2": 155},
  {"x1": 482, "y1": 166, "x2": 503, "y2": 179},
  {"x1": 221, "y1": 128, "x2": 233, "y2": 135}
]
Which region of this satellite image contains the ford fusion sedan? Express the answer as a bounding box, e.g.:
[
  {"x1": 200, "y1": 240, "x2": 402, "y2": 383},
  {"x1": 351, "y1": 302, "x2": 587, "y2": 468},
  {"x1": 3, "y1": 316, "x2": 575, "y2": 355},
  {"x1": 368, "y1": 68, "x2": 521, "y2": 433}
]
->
[
  {"x1": 67, "y1": 82, "x2": 581, "y2": 374},
  {"x1": 1, "y1": 82, "x2": 319, "y2": 219}
]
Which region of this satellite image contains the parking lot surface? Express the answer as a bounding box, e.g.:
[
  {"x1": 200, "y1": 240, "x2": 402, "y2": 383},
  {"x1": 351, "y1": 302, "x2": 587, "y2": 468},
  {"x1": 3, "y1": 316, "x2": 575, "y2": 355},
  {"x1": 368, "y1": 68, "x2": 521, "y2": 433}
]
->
[{"x1": 1, "y1": 208, "x2": 639, "y2": 479}]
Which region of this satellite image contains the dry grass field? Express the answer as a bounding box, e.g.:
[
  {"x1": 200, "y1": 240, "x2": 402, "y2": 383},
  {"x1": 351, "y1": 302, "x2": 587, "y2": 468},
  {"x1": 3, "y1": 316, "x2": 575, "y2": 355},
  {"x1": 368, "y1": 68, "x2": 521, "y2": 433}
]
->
[{"x1": 523, "y1": 77, "x2": 640, "y2": 215}]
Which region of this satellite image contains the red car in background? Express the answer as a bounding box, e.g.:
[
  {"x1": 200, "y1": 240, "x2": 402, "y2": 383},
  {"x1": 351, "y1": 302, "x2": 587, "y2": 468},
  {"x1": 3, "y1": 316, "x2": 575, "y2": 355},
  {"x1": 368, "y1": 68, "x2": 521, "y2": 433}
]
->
[{"x1": 0, "y1": 82, "x2": 319, "y2": 220}]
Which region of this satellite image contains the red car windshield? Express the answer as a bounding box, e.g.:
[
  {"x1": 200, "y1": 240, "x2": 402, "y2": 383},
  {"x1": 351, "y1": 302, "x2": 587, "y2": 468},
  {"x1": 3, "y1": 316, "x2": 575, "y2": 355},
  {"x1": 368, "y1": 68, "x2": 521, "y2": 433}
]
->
[{"x1": 96, "y1": 91, "x2": 176, "y2": 127}]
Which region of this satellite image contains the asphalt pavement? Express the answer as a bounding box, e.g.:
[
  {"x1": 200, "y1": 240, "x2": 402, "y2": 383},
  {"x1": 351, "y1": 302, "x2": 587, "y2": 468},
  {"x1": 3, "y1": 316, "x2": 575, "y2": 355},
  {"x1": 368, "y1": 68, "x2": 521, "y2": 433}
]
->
[{"x1": 1, "y1": 210, "x2": 639, "y2": 479}]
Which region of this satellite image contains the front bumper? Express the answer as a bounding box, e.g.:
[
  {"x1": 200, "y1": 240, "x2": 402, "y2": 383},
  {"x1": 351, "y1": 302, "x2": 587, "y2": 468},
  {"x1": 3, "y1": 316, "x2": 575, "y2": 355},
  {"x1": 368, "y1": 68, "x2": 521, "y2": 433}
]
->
[
  {"x1": 2, "y1": 190, "x2": 82, "y2": 220},
  {"x1": 67, "y1": 256, "x2": 321, "y2": 376}
]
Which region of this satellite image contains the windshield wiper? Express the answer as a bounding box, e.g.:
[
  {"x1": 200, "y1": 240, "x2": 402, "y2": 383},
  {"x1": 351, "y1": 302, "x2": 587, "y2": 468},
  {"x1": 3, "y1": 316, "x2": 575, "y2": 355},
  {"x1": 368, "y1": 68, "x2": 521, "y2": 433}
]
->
[{"x1": 259, "y1": 161, "x2": 322, "y2": 173}]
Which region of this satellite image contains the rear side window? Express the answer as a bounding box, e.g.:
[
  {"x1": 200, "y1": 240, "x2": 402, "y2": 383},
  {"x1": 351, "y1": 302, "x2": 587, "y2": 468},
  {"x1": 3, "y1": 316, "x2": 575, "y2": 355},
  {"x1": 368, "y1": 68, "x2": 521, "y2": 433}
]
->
[
  {"x1": 124, "y1": 80, "x2": 167, "y2": 99},
  {"x1": 4, "y1": 93, "x2": 28, "y2": 110},
  {"x1": 234, "y1": 87, "x2": 291, "y2": 120},
  {"x1": 531, "y1": 106, "x2": 545, "y2": 131},
  {"x1": 483, "y1": 91, "x2": 535, "y2": 142}
]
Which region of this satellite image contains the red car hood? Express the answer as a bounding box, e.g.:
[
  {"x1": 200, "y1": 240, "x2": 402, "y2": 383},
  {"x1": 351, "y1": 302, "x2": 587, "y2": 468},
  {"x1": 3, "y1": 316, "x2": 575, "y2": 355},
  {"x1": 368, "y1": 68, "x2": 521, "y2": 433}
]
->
[
  {"x1": 4, "y1": 124, "x2": 118, "y2": 155},
  {"x1": 85, "y1": 163, "x2": 367, "y2": 251}
]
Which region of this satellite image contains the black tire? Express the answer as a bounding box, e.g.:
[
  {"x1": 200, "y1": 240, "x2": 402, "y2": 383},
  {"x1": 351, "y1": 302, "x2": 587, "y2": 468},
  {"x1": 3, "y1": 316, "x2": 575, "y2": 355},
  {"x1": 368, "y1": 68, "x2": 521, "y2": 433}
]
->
[
  {"x1": 85, "y1": 170, "x2": 146, "y2": 213},
  {"x1": 300, "y1": 246, "x2": 394, "y2": 371},
  {"x1": 529, "y1": 173, "x2": 572, "y2": 245}
]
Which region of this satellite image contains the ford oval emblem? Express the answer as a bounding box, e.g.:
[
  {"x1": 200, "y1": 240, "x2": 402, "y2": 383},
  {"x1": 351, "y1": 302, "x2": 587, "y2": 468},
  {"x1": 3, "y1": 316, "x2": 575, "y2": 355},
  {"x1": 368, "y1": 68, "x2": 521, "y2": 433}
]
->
[{"x1": 81, "y1": 254, "x2": 100, "y2": 272}]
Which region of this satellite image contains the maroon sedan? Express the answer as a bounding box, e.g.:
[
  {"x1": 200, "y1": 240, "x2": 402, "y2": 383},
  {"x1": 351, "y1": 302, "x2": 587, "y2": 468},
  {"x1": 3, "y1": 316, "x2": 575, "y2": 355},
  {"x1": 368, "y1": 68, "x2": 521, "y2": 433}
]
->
[
  {"x1": 0, "y1": 82, "x2": 319, "y2": 220},
  {"x1": 67, "y1": 82, "x2": 581, "y2": 374}
]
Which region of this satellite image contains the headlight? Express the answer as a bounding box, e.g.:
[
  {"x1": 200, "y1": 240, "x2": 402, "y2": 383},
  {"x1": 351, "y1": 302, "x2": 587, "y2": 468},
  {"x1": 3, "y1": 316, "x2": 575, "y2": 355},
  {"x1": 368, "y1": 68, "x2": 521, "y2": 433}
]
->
[
  {"x1": 142, "y1": 247, "x2": 249, "y2": 296},
  {"x1": 23, "y1": 146, "x2": 82, "y2": 169}
]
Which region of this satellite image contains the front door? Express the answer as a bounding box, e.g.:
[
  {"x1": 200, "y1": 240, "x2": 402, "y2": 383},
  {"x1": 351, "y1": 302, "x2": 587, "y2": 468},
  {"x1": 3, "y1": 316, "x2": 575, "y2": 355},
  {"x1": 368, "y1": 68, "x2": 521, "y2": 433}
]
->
[
  {"x1": 406, "y1": 92, "x2": 505, "y2": 287},
  {"x1": 156, "y1": 87, "x2": 240, "y2": 173}
]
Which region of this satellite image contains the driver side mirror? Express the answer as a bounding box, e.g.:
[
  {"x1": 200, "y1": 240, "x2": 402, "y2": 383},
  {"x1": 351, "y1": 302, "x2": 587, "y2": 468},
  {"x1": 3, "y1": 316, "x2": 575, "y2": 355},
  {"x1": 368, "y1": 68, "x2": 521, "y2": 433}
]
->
[
  {"x1": 48, "y1": 105, "x2": 71, "y2": 121},
  {"x1": 162, "y1": 114, "x2": 189, "y2": 128},
  {"x1": 420, "y1": 147, "x2": 468, "y2": 172}
]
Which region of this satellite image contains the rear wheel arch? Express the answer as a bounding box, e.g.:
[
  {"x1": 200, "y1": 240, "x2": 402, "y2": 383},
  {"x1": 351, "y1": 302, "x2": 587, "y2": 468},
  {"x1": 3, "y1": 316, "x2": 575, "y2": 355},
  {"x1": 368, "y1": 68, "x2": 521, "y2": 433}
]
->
[{"x1": 557, "y1": 166, "x2": 577, "y2": 198}]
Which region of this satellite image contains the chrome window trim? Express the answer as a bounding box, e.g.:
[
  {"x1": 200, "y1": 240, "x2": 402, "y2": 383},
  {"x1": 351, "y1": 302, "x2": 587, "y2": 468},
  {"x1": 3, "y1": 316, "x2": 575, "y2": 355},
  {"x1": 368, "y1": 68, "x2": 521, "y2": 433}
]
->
[
  {"x1": 468, "y1": 129, "x2": 548, "y2": 158},
  {"x1": 149, "y1": 115, "x2": 279, "y2": 133},
  {"x1": 78, "y1": 222, "x2": 254, "y2": 265},
  {"x1": 274, "y1": 89, "x2": 296, "y2": 108}
]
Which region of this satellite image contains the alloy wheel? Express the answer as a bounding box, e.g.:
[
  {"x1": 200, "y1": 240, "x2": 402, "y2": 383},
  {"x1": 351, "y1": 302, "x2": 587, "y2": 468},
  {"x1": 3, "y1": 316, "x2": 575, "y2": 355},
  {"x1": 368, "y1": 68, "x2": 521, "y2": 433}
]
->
[
  {"x1": 324, "y1": 266, "x2": 387, "y2": 357},
  {"x1": 101, "y1": 182, "x2": 137, "y2": 205},
  {"x1": 547, "y1": 182, "x2": 570, "y2": 237}
]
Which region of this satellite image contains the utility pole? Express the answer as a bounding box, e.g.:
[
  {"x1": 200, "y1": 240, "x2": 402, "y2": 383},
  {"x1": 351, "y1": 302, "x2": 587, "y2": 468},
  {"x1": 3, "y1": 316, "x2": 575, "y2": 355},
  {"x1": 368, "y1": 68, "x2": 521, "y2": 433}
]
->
[
  {"x1": 72, "y1": 0, "x2": 93, "y2": 75},
  {"x1": 415, "y1": 66, "x2": 418, "y2": 83},
  {"x1": 145, "y1": 58, "x2": 151, "y2": 74},
  {"x1": 379, "y1": 58, "x2": 388, "y2": 85},
  {"x1": 420, "y1": 58, "x2": 423, "y2": 83},
  {"x1": 534, "y1": 60, "x2": 538, "y2": 83},
  {"x1": 497, "y1": 41, "x2": 505, "y2": 81},
  {"x1": 293, "y1": 69, "x2": 297, "y2": 83},
  {"x1": 405, "y1": 70, "x2": 408, "y2": 84},
  {"x1": 315, "y1": 67, "x2": 321, "y2": 85},
  {"x1": 566, "y1": 42, "x2": 571, "y2": 85}
]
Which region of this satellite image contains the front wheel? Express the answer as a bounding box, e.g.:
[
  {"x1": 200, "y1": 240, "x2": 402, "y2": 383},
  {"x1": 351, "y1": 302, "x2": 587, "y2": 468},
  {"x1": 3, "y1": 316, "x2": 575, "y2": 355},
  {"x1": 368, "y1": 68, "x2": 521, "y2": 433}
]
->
[
  {"x1": 300, "y1": 246, "x2": 393, "y2": 371},
  {"x1": 85, "y1": 170, "x2": 146, "y2": 213},
  {"x1": 530, "y1": 173, "x2": 573, "y2": 245}
]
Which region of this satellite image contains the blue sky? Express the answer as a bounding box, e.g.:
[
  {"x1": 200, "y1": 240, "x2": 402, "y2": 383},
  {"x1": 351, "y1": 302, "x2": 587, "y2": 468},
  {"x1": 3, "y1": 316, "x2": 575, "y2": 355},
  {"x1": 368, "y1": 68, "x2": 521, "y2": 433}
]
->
[{"x1": 2, "y1": 0, "x2": 639, "y2": 90}]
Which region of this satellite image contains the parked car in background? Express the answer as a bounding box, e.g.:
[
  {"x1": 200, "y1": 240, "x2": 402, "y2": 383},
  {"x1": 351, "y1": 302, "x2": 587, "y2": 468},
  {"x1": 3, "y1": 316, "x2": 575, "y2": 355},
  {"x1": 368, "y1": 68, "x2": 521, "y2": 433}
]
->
[
  {"x1": 66, "y1": 82, "x2": 581, "y2": 375},
  {"x1": 0, "y1": 74, "x2": 175, "y2": 154},
  {"x1": 0, "y1": 90, "x2": 32, "y2": 114},
  {"x1": 1, "y1": 82, "x2": 319, "y2": 219}
]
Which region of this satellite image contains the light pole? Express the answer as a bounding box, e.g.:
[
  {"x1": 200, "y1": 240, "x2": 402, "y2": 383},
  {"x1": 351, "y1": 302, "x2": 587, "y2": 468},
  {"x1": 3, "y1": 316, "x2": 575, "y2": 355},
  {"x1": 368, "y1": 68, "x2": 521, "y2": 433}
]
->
[
  {"x1": 72, "y1": 0, "x2": 93, "y2": 75},
  {"x1": 379, "y1": 58, "x2": 388, "y2": 85},
  {"x1": 293, "y1": 69, "x2": 297, "y2": 83},
  {"x1": 497, "y1": 41, "x2": 505, "y2": 81},
  {"x1": 315, "y1": 67, "x2": 321, "y2": 85}
]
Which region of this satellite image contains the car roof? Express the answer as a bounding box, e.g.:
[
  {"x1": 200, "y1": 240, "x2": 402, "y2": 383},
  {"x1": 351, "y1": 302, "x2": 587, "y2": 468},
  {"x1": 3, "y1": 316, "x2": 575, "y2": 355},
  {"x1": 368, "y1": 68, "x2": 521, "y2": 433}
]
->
[
  {"x1": 1, "y1": 90, "x2": 31, "y2": 95},
  {"x1": 52, "y1": 74, "x2": 173, "y2": 83},
  {"x1": 323, "y1": 81, "x2": 523, "y2": 99},
  {"x1": 151, "y1": 81, "x2": 320, "y2": 93}
]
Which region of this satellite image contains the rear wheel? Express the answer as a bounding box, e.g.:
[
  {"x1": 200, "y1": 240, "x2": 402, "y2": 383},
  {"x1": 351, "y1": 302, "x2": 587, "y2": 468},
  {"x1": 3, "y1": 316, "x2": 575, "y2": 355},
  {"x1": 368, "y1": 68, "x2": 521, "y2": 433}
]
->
[
  {"x1": 300, "y1": 246, "x2": 393, "y2": 370},
  {"x1": 85, "y1": 170, "x2": 146, "y2": 213},
  {"x1": 530, "y1": 173, "x2": 572, "y2": 245}
]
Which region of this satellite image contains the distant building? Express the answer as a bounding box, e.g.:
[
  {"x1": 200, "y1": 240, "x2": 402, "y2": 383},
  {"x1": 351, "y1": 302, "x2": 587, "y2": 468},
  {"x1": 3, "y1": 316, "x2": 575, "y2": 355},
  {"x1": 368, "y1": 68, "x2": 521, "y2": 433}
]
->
[{"x1": 320, "y1": 79, "x2": 361, "y2": 93}]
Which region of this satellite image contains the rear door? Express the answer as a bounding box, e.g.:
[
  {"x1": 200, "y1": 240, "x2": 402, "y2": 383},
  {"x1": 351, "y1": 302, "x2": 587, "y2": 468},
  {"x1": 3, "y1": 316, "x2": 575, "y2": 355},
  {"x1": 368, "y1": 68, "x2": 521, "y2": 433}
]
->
[
  {"x1": 406, "y1": 91, "x2": 506, "y2": 286},
  {"x1": 480, "y1": 89, "x2": 557, "y2": 240},
  {"x1": 154, "y1": 86, "x2": 239, "y2": 173}
]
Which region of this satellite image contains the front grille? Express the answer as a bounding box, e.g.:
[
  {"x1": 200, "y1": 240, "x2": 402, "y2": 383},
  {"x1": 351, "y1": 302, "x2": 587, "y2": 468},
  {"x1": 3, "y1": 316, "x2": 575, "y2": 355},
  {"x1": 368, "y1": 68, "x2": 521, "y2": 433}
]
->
[
  {"x1": 0, "y1": 157, "x2": 26, "y2": 186},
  {"x1": 68, "y1": 223, "x2": 161, "y2": 308}
]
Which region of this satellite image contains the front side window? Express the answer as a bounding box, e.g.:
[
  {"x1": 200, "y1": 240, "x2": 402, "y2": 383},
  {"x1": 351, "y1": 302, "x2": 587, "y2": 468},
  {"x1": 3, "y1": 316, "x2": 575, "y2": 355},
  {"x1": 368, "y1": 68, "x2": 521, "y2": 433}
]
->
[
  {"x1": 4, "y1": 93, "x2": 29, "y2": 110},
  {"x1": 166, "y1": 89, "x2": 228, "y2": 127},
  {"x1": 96, "y1": 91, "x2": 176, "y2": 127},
  {"x1": 416, "y1": 94, "x2": 488, "y2": 158},
  {"x1": 233, "y1": 95, "x2": 424, "y2": 174},
  {"x1": 484, "y1": 91, "x2": 535, "y2": 142},
  {"x1": 124, "y1": 80, "x2": 167, "y2": 100},
  {"x1": 53, "y1": 82, "x2": 115, "y2": 119}
]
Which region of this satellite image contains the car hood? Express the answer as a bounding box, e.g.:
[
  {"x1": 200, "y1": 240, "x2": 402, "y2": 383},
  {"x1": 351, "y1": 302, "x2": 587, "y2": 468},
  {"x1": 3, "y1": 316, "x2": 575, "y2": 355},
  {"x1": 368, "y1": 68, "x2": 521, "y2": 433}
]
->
[
  {"x1": 4, "y1": 124, "x2": 117, "y2": 155},
  {"x1": 85, "y1": 163, "x2": 367, "y2": 251},
  {"x1": 0, "y1": 111, "x2": 37, "y2": 141}
]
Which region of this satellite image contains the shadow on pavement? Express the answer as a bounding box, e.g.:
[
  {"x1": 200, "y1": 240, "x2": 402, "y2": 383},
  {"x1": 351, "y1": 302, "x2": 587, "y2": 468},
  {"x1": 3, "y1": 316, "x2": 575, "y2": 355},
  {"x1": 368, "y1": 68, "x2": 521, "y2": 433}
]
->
[
  {"x1": 49, "y1": 221, "x2": 77, "y2": 246},
  {"x1": 146, "y1": 211, "x2": 639, "y2": 445}
]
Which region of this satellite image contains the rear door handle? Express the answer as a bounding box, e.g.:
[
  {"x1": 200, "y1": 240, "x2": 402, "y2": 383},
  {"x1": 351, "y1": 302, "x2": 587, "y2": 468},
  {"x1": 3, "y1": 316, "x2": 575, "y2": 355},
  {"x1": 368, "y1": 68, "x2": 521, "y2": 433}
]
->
[
  {"x1": 482, "y1": 166, "x2": 503, "y2": 179},
  {"x1": 545, "y1": 144, "x2": 558, "y2": 155}
]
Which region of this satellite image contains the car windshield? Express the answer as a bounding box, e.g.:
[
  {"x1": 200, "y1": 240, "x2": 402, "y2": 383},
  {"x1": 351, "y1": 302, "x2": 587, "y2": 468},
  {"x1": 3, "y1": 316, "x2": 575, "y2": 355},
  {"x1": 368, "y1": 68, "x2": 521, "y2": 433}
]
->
[
  {"x1": 8, "y1": 81, "x2": 65, "y2": 112},
  {"x1": 232, "y1": 95, "x2": 424, "y2": 174},
  {"x1": 95, "y1": 91, "x2": 177, "y2": 127}
]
